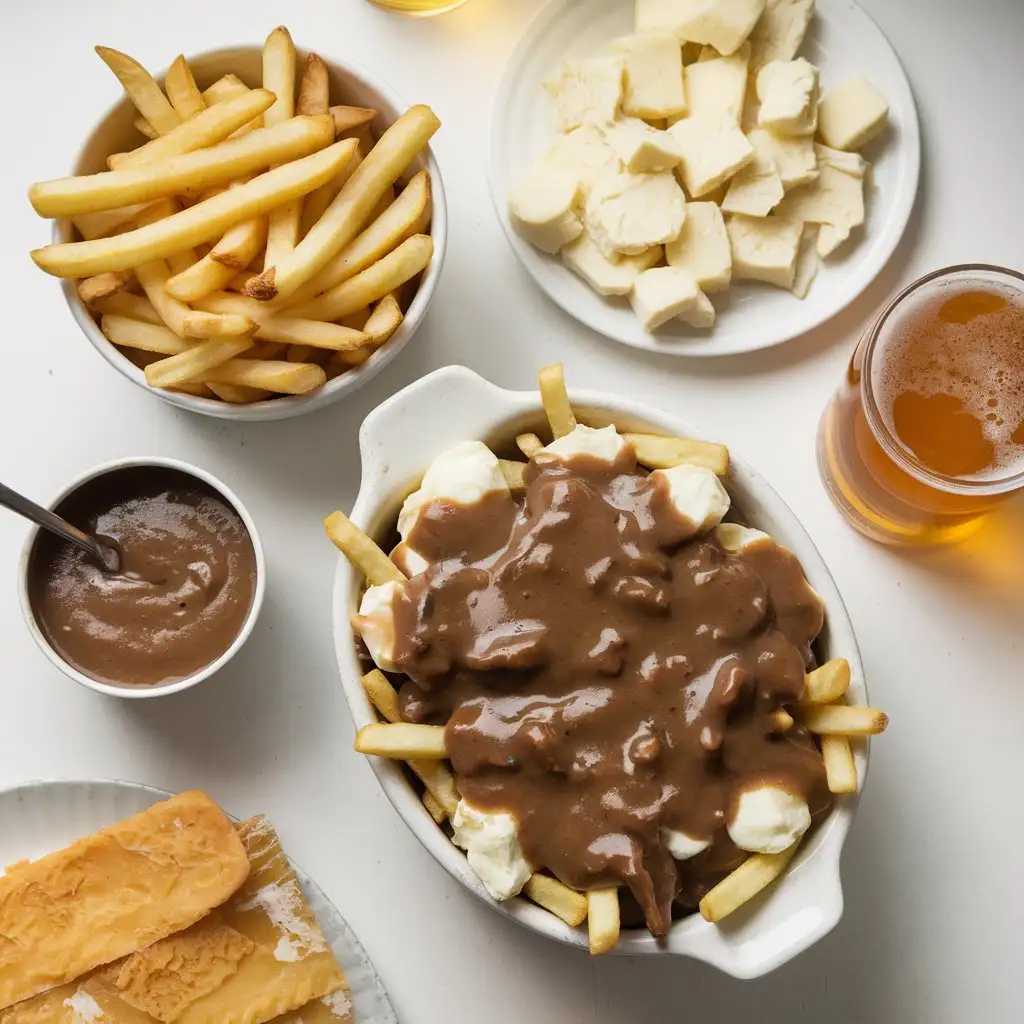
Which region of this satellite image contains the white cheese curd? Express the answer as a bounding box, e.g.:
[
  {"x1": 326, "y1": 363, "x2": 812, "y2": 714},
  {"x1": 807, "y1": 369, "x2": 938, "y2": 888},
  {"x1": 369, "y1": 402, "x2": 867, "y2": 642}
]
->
[
  {"x1": 544, "y1": 55, "x2": 625, "y2": 132},
  {"x1": 669, "y1": 117, "x2": 754, "y2": 198},
  {"x1": 748, "y1": 129, "x2": 818, "y2": 189},
  {"x1": 584, "y1": 169, "x2": 687, "y2": 258},
  {"x1": 661, "y1": 827, "x2": 712, "y2": 861},
  {"x1": 721, "y1": 152, "x2": 785, "y2": 218},
  {"x1": 451, "y1": 800, "x2": 534, "y2": 901},
  {"x1": 715, "y1": 522, "x2": 772, "y2": 553},
  {"x1": 630, "y1": 266, "x2": 700, "y2": 331},
  {"x1": 817, "y1": 74, "x2": 890, "y2": 151},
  {"x1": 610, "y1": 32, "x2": 687, "y2": 120},
  {"x1": 637, "y1": 0, "x2": 766, "y2": 57},
  {"x1": 356, "y1": 581, "x2": 402, "y2": 673},
  {"x1": 756, "y1": 58, "x2": 819, "y2": 136},
  {"x1": 398, "y1": 441, "x2": 510, "y2": 541},
  {"x1": 728, "y1": 784, "x2": 811, "y2": 854},
  {"x1": 651, "y1": 463, "x2": 731, "y2": 533},
  {"x1": 508, "y1": 162, "x2": 583, "y2": 255},
  {"x1": 749, "y1": 0, "x2": 815, "y2": 68},
  {"x1": 540, "y1": 125, "x2": 620, "y2": 201},
  {"x1": 563, "y1": 235, "x2": 663, "y2": 297},
  {"x1": 679, "y1": 288, "x2": 717, "y2": 329},
  {"x1": 665, "y1": 201, "x2": 732, "y2": 293},
  {"x1": 390, "y1": 541, "x2": 429, "y2": 578},
  {"x1": 544, "y1": 423, "x2": 628, "y2": 463},
  {"x1": 726, "y1": 213, "x2": 803, "y2": 290},
  {"x1": 604, "y1": 118, "x2": 682, "y2": 174}
]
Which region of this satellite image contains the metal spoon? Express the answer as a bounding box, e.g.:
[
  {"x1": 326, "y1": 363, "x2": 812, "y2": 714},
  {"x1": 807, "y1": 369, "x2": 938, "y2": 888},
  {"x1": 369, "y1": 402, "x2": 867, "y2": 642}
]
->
[{"x1": 0, "y1": 481, "x2": 120, "y2": 573}]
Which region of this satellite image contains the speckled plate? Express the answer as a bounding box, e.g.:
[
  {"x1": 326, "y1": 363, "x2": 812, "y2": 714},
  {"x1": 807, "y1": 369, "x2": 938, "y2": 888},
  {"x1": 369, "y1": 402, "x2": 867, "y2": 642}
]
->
[{"x1": 0, "y1": 779, "x2": 397, "y2": 1024}]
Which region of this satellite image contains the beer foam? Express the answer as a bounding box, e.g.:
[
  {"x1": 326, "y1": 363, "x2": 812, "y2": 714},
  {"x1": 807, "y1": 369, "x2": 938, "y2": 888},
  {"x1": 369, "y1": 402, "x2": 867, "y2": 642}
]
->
[{"x1": 873, "y1": 280, "x2": 1024, "y2": 481}]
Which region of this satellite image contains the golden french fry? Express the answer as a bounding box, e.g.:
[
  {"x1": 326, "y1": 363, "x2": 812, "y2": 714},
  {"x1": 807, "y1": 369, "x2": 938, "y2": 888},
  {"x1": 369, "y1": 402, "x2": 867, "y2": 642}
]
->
[
  {"x1": 324, "y1": 510, "x2": 405, "y2": 586},
  {"x1": 134, "y1": 258, "x2": 190, "y2": 334},
  {"x1": 134, "y1": 116, "x2": 158, "y2": 140},
  {"x1": 700, "y1": 842, "x2": 801, "y2": 923},
  {"x1": 207, "y1": 382, "x2": 272, "y2": 404},
  {"x1": 285, "y1": 234, "x2": 433, "y2": 321},
  {"x1": 354, "y1": 723, "x2": 448, "y2": 760},
  {"x1": 367, "y1": 183, "x2": 395, "y2": 224},
  {"x1": 259, "y1": 318, "x2": 370, "y2": 351},
  {"x1": 245, "y1": 105, "x2": 440, "y2": 302},
  {"x1": 32, "y1": 139, "x2": 357, "y2": 278},
  {"x1": 101, "y1": 314, "x2": 188, "y2": 355},
  {"x1": 30, "y1": 114, "x2": 335, "y2": 218},
  {"x1": 525, "y1": 875, "x2": 588, "y2": 928},
  {"x1": 587, "y1": 889, "x2": 620, "y2": 955},
  {"x1": 422, "y1": 791, "x2": 446, "y2": 824},
  {"x1": 538, "y1": 363, "x2": 577, "y2": 439},
  {"x1": 165, "y1": 247, "x2": 199, "y2": 276},
  {"x1": 170, "y1": 382, "x2": 216, "y2": 398},
  {"x1": 499, "y1": 460, "x2": 527, "y2": 491},
  {"x1": 363, "y1": 294, "x2": 403, "y2": 344},
  {"x1": 797, "y1": 704, "x2": 888, "y2": 736},
  {"x1": 95, "y1": 46, "x2": 181, "y2": 135},
  {"x1": 516, "y1": 433, "x2": 543, "y2": 458},
  {"x1": 108, "y1": 89, "x2": 276, "y2": 170},
  {"x1": 164, "y1": 55, "x2": 205, "y2": 120},
  {"x1": 263, "y1": 26, "x2": 296, "y2": 127},
  {"x1": 211, "y1": 214, "x2": 268, "y2": 269},
  {"x1": 165, "y1": 221, "x2": 266, "y2": 303},
  {"x1": 297, "y1": 53, "x2": 329, "y2": 115},
  {"x1": 227, "y1": 271, "x2": 257, "y2": 292},
  {"x1": 822, "y1": 735, "x2": 858, "y2": 794},
  {"x1": 202, "y1": 74, "x2": 248, "y2": 106},
  {"x1": 298, "y1": 146, "x2": 364, "y2": 238},
  {"x1": 801, "y1": 658, "x2": 851, "y2": 705},
  {"x1": 95, "y1": 293, "x2": 160, "y2": 323},
  {"x1": 76, "y1": 270, "x2": 134, "y2": 305},
  {"x1": 145, "y1": 336, "x2": 253, "y2": 389},
  {"x1": 199, "y1": 358, "x2": 325, "y2": 394},
  {"x1": 285, "y1": 170, "x2": 430, "y2": 305},
  {"x1": 362, "y1": 668, "x2": 402, "y2": 723},
  {"x1": 622, "y1": 432, "x2": 730, "y2": 475},
  {"x1": 72, "y1": 202, "x2": 156, "y2": 241},
  {"x1": 181, "y1": 312, "x2": 257, "y2": 339},
  {"x1": 330, "y1": 104, "x2": 377, "y2": 136}
]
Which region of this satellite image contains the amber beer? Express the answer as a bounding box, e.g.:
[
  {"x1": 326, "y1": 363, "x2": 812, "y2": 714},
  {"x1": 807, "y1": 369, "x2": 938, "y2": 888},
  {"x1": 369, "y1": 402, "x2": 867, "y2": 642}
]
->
[
  {"x1": 818, "y1": 266, "x2": 1024, "y2": 545},
  {"x1": 367, "y1": 0, "x2": 470, "y2": 14}
]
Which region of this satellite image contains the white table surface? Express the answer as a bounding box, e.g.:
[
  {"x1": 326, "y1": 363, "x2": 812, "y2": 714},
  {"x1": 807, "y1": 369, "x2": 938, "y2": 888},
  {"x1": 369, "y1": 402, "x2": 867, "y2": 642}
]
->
[{"x1": 3, "y1": 1, "x2": 1022, "y2": 1021}]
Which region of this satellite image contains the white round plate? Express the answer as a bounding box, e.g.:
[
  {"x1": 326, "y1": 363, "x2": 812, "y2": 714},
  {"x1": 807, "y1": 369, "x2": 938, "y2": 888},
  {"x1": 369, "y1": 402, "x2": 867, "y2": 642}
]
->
[
  {"x1": 490, "y1": 0, "x2": 921, "y2": 357},
  {"x1": 0, "y1": 779, "x2": 397, "y2": 1024}
]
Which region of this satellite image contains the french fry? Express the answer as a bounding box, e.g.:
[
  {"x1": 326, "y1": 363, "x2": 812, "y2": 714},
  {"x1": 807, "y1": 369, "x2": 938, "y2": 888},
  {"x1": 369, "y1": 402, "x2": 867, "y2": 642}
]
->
[
  {"x1": 362, "y1": 668, "x2": 402, "y2": 723},
  {"x1": 134, "y1": 255, "x2": 191, "y2": 335},
  {"x1": 587, "y1": 889, "x2": 620, "y2": 955},
  {"x1": 353, "y1": 723, "x2": 448, "y2": 760},
  {"x1": 245, "y1": 105, "x2": 440, "y2": 301},
  {"x1": 422, "y1": 791, "x2": 446, "y2": 824},
  {"x1": 95, "y1": 292, "x2": 160, "y2": 323},
  {"x1": 181, "y1": 312, "x2": 256, "y2": 339},
  {"x1": 166, "y1": 218, "x2": 267, "y2": 302},
  {"x1": 134, "y1": 117, "x2": 158, "y2": 140},
  {"x1": 538, "y1": 363, "x2": 577, "y2": 439},
  {"x1": 821, "y1": 735, "x2": 858, "y2": 794},
  {"x1": 622, "y1": 432, "x2": 730, "y2": 475},
  {"x1": 227, "y1": 271, "x2": 257, "y2": 292},
  {"x1": 298, "y1": 147, "x2": 363, "y2": 238},
  {"x1": 145, "y1": 336, "x2": 254, "y2": 389},
  {"x1": 259, "y1": 318, "x2": 370, "y2": 350},
  {"x1": 330, "y1": 104, "x2": 377, "y2": 136},
  {"x1": 363, "y1": 294, "x2": 403, "y2": 344},
  {"x1": 95, "y1": 46, "x2": 182, "y2": 135},
  {"x1": 30, "y1": 115, "x2": 336, "y2": 218},
  {"x1": 202, "y1": 74, "x2": 248, "y2": 106},
  {"x1": 516, "y1": 433, "x2": 543, "y2": 458},
  {"x1": 699, "y1": 842, "x2": 801, "y2": 923},
  {"x1": 170, "y1": 382, "x2": 216, "y2": 398},
  {"x1": 207, "y1": 382, "x2": 272, "y2": 404},
  {"x1": 77, "y1": 270, "x2": 134, "y2": 305},
  {"x1": 165, "y1": 247, "x2": 199, "y2": 276},
  {"x1": 324, "y1": 510, "x2": 406, "y2": 586},
  {"x1": 72, "y1": 202, "x2": 155, "y2": 241},
  {"x1": 801, "y1": 658, "x2": 851, "y2": 705},
  {"x1": 101, "y1": 314, "x2": 189, "y2": 355},
  {"x1": 285, "y1": 234, "x2": 433, "y2": 321},
  {"x1": 524, "y1": 875, "x2": 588, "y2": 928},
  {"x1": 297, "y1": 54, "x2": 329, "y2": 115},
  {"x1": 499, "y1": 460, "x2": 527, "y2": 491},
  {"x1": 108, "y1": 90, "x2": 276, "y2": 170},
  {"x1": 285, "y1": 170, "x2": 430, "y2": 305},
  {"x1": 164, "y1": 55, "x2": 206, "y2": 120},
  {"x1": 199, "y1": 358, "x2": 325, "y2": 394},
  {"x1": 796, "y1": 705, "x2": 888, "y2": 736},
  {"x1": 367, "y1": 183, "x2": 395, "y2": 224},
  {"x1": 32, "y1": 139, "x2": 357, "y2": 278}
]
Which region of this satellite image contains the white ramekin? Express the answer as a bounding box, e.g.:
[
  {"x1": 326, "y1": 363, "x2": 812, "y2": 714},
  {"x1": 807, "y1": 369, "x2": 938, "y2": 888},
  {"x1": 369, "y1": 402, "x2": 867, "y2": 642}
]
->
[
  {"x1": 54, "y1": 45, "x2": 447, "y2": 421},
  {"x1": 332, "y1": 365, "x2": 869, "y2": 978},
  {"x1": 19, "y1": 456, "x2": 266, "y2": 698}
]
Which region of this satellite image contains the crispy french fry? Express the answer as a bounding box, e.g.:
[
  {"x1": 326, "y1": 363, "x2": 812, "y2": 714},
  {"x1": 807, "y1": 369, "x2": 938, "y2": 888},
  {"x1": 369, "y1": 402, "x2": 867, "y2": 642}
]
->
[
  {"x1": 165, "y1": 55, "x2": 205, "y2": 120},
  {"x1": 516, "y1": 433, "x2": 543, "y2": 458},
  {"x1": 108, "y1": 89, "x2": 276, "y2": 169},
  {"x1": 76, "y1": 270, "x2": 134, "y2": 305},
  {"x1": 525, "y1": 875, "x2": 588, "y2": 928},
  {"x1": 587, "y1": 889, "x2": 620, "y2": 955},
  {"x1": 228, "y1": 271, "x2": 257, "y2": 292},
  {"x1": 622, "y1": 432, "x2": 730, "y2": 475},
  {"x1": 324, "y1": 510, "x2": 405, "y2": 586},
  {"x1": 95, "y1": 46, "x2": 181, "y2": 135},
  {"x1": 72, "y1": 202, "x2": 156, "y2": 241},
  {"x1": 822, "y1": 735, "x2": 858, "y2": 794},
  {"x1": 367, "y1": 183, "x2": 395, "y2": 224},
  {"x1": 422, "y1": 791, "x2": 446, "y2": 824},
  {"x1": 298, "y1": 147, "x2": 363, "y2": 239},
  {"x1": 101, "y1": 314, "x2": 188, "y2": 355},
  {"x1": 134, "y1": 117, "x2": 158, "y2": 140},
  {"x1": 95, "y1": 292, "x2": 160, "y2": 323},
  {"x1": 30, "y1": 115, "x2": 335, "y2": 218},
  {"x1": 207, "y1": 382, "x2": 272, "y2": 404},
  {"x1": 263, "y1": 26, "x2": 296, "y2": 127},
  {"x1": 796, "y1": 704, "x2": 888, "y2": 736},
  {"x1": 181, "y1": 312, "x2": 256, "y2": 339},
  {"x1": 145, "y1": 336, "x2": 253, "y2": 389},
  {"x1": 700, "y1": 842, "x2": 801, "y2": 923},
  {"x1": 32, "y1": 139, "x2": 357, "y2": 278},
  {"x1": 362, "y1": 668, "x2": 402, "y2": 723},
  {"x1": 499, "y1": 460, "x2": 527, "y2": 491},
  {"x1": 245, "y1": 105, "x2": 440, "y2": 302},
  {"x1": 285, "y1": 234, "x2": 433, "y2": 321},
  {"x1": 538, "y1": 363, "x2": 577, "y2": 439},
  {"x1": 166, "y1": 219, "x2": 266, "y2": 303},
  {"x1": 259, "y1": 318, "x2": 370, "y2": 351},
  {"x1": 801, "y1": 658, "x2": 851, "y2": 705},
  {"x1": 211, "y1": 215, "x2": 268, "y2": 269},
  {"x1": 354, "y1": 723, "x2": 448, "y2": 759},
  {"x1": 285, "y1": 170, "x2": 430, "y2": 305},
  {"x1": 330, "y1": 105, "x2": 377, "y2": 136},
  {"x1": 199, "y1": 358, "x2": 325, "y2": 394},
  {"x1": 297, "y1": 53, "x2": 329, "y2": 115},
  {"x1": 363, "y1": 294, "x2": 403, "y2": 344},
  {"x1": 202, "y1": 74, "x2": 248, "y2": 106}
]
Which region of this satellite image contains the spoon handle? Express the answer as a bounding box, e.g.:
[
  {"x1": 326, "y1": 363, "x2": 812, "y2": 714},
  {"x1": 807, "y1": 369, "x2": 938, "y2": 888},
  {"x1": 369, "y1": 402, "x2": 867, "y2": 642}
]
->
[{"x1": 0, "y1": 481, "x2": 118, "y2": 571}]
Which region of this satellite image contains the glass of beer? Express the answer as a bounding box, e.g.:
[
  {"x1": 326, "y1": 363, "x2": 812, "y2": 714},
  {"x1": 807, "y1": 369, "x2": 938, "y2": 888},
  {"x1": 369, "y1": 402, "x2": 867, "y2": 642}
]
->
[
  {"x1": 366, "y1": 0, "x2": 470, "y2": 15},
  {"x1": 817, "y1": 265, "x2": 1024, "y2": 545}
]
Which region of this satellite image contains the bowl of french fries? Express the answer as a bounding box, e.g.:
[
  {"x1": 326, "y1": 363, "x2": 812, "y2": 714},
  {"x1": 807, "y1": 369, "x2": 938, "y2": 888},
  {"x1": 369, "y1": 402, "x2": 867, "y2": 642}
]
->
[
  {"x1": 324, "y1": 364, "x2": 886, "y2": 977},
  {"x1": 27, "y1": 28, "x2": 445, "y2": 419}
]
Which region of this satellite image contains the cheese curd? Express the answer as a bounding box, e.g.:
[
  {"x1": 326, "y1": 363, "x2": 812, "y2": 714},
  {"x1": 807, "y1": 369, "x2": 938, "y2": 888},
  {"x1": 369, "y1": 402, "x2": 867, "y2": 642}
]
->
[
  {"x1": 545, "y1": 56, "x2": 625, "y2": 132},
  {"x1": 508, "y1": 163, "x2": 583, "y2": 254},
  {"x1": 543, "y1": 423, "x2": 629, "y2": 462},
  {"x1": 605, "y1": 119, "x2": 682, "y2": 173},
  {"x1": 792, "y1": 223, "x2": 819, "y2": 298},
  {"x1": 637, "y1": 0, "x2": 766, "y2": 57},
  {"x1": 715, "y1": 522, "x2": 772, "y2": 552},
  {"x1": 817, "y1": 74, "x2": 890, "y2": 151},
  {"x1": 610, "y1": 32, "x2": 687, "y2": 119},
  {"x1": 726, "y1": 213, "x2": 802, "y2": 289},
  {"x1": 683, "y1": 46, "x2": 751, "y2": 126},
  {"x1": 756, "y1": 58, "x2": 819, "y2": 135},
  {"x1": 540, "y1": 125, "x2": 620, "y2": 199},
  {"x1": 651, "y1": 463, "x2": 731, "y2": 532},
  {"x1": 451, "y1": 801, "x2": 534, "y2": 901},
  {"x1": 355, "y1": 580, "x2": 402, "y2": 673},
  {"x1": 563, "y1": 235, "x2": 663, "y2": 296},
  {"x1": 748, "y1": 128, "x2": 818, "y2": 189},
  {"x1": 749, "y1": 0, "x2": 815, "y2": 68},
  {"x1": 665, "y1": 201, "x2": 732, "y2": 292},
  {"x1": 721, "y1": 152, "x2": 784, "y2": 217},
  {"x1": 777, "y1": 164, "x2": 865, "y2": 235},
  {"x1": 669, "y1": 116, "x2": 754, "y2": 198},
  {"x1": 584, "y1": 169, "x2": 687, "y2": 257},
  {"x1": 727, "y1": 784, "x2": 811, "y2": 854},
  {"x1": 630, "y1": 266, "x2": 700, "y2": 331},
  {"x1": 661, "y1": 828, "x2": 712, "y2": 861}
]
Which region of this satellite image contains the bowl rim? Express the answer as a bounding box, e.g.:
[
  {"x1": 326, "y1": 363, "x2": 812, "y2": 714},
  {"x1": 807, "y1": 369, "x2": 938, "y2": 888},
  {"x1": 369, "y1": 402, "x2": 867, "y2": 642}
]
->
[
  {"x1": 55, "y1": 44, "x2": 447, "y2": 422},
  {"x1": 18, "y1": 455, "x2": 266, "y2": 699},
  {"x1": 331, "y1": 365, "x2": 868, "y2": 977}
]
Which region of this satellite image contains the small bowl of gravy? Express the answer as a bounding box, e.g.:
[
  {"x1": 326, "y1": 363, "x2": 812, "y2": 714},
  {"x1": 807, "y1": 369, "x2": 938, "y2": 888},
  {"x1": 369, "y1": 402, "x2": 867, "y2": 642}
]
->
[{"x1": 19, "y1": 457, "x2": 265, "y2": 698}]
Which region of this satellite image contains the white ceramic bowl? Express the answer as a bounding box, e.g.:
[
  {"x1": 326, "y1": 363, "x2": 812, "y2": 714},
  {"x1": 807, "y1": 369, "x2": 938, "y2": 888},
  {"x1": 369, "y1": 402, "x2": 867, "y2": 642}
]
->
[
  {"x1": 331, "y1": 366, "x2": 869, "y2": 978},
  {"x1": 57, "y1": 46, "x2": 447, "y2": 421},
  {"x1": 19, "y1": 456, "x2": 266, "y2": 698}
]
